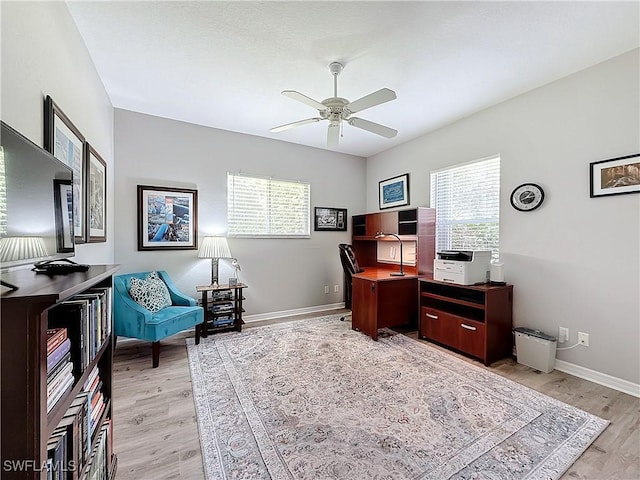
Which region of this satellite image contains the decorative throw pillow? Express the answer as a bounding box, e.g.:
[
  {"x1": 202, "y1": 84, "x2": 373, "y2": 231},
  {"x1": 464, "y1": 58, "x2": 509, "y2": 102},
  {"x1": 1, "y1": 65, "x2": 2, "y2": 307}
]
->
[{"x1": 128, "y1": 271, "x2": 172, "y2": 313}]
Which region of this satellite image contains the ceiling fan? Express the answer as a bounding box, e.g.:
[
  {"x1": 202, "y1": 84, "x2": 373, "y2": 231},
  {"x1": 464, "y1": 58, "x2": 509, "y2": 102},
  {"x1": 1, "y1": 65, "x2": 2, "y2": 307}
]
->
[{"x1": 270, "y1": 62, "x2": 398, "y2": 148}]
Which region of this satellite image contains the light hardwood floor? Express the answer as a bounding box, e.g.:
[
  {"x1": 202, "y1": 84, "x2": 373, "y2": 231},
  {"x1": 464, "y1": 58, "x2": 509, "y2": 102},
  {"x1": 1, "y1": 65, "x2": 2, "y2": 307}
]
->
[{"x1": 112, "y1": 312, "x2": 639, "y2": 480}]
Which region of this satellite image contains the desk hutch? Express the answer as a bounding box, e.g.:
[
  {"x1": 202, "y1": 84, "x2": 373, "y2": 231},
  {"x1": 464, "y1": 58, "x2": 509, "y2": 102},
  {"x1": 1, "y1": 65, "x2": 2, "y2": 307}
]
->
[{"x1": 350, "y1": 207, "x2": 436, "y2": 340}]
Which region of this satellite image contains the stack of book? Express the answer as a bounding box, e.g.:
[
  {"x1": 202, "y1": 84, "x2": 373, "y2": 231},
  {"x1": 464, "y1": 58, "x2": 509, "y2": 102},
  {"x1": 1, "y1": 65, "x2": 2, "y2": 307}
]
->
[
  {"x1": 83, "y1": 366, "x2": 106, "y2": 441},
  {"x1": 47, "y1": 328, "x2": 74, "y2": 413},
  {"x1": 212, "y1": 314, "x2": 235, "y2": 327},
  {"x1": 210, "y1": 302, "x2": 234, "y2": 314},
  {"x1": 211, "y1": 290, "x2": 233, "y2": 301},
  {"x1": 48, "y1": 393, "x2": 90, "y2": 480},
  {"x1": 47, "y1": 427, "x2": 69, "y2": 480},
  {"x1": 82, "y1": 419, "x2": 112, "y2": 480},
  {"x1": 48, "y1": 287, "x2": 112, "y2": 378}
]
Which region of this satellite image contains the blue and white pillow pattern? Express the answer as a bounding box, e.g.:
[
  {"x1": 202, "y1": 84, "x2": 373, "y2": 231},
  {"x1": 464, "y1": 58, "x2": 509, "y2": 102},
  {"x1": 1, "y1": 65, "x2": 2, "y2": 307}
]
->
[{"x1": 129, "y1": 271, "x2": 172, "y2": 313}]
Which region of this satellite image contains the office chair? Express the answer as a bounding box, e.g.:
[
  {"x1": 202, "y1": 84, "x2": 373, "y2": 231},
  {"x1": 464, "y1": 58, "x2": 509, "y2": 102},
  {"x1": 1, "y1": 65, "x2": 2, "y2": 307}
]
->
[{"x1": 338, "y1": 243, "x2": 363, "y2": 320}]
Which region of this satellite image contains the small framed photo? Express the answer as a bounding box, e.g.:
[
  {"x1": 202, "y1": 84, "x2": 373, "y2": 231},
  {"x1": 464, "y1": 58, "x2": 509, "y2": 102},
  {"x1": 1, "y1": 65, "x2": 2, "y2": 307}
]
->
[
  {"x1": 229, "y1": 277, "x2": 238, "y2": 287},
  {"x1": 53, "y1": 179, "x2": 74, "y2": 253},
  {"x1": 590, "y1": 153, "x2": 640, "y2": 198},
  {"x1": 314, "y1": 207, "x2": 347, "y2": 231},
  {"x1": 379, "y1": 173, "x2": 409, "y2": 209},
  {"x1": 137, "y1": 185, "x2": 198, "y2": 250},
  {"x1": 44, "y1": 95, "x2": 87, "y2": 243},
  {"x1": 86, "y1": 143, "x2": 107, "y2": 243}
]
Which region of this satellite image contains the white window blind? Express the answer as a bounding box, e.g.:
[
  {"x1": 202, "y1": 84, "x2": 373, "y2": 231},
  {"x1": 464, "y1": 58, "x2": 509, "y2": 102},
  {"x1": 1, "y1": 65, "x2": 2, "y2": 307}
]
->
[
  {"x1": 430, "y1": 156, "x2": 500, "y2": 258},
  {"x1": 0, "y1": 147, "x2": 6, "y2": 235},
  {"x1": 227, "y1": 173, "x2": 310, "y2": 238}
]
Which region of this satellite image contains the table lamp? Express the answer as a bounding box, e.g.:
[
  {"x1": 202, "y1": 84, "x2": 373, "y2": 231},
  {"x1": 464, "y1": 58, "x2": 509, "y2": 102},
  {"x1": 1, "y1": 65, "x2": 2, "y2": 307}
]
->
[
  {"x1": 375, "y1": 232, "x2": 405, "y2": 276},
  {"x1": 198, "y1": 236, "x2": 232, "y2": 287},
  {"x1": 0, "y1": 236, "x2": 48, "y2": 290}
]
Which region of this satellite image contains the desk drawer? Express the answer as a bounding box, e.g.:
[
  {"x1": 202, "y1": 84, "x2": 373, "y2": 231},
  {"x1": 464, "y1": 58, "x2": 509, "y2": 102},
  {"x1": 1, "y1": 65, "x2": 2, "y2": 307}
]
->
[{"x1": 419, "y1": 307, "x2": 457, "y2": 348}]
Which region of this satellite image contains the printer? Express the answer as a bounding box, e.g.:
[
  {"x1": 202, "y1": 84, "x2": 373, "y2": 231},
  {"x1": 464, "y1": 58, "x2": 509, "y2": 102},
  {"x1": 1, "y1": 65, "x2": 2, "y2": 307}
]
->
[{"x1": 433, "y1": 250, "x2": 492, "y2": 285}]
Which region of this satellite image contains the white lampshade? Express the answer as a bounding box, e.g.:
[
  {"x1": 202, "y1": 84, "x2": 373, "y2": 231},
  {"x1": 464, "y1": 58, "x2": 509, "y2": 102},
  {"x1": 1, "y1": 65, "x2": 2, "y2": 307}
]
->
[
  {"x1": 198, "y1": 236, "x2": 232, "y2": 259},
  {"x1": 0, "y1": 236, "x2": 48, "y2": 262}
]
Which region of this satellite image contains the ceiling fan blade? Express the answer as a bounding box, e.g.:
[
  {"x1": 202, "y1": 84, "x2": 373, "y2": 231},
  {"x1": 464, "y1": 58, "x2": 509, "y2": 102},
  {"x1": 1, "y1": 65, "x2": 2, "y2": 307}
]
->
[
  {"x1": 327, "y1": 123, "x2": 340, "y2": 148},
  {"x1": 282, "y1": 90, "x2": 327, "y2": 111},
  {"x1": 348, "y1": 117, "x2": 398, "y2": 138},
  {"x1": 345, "y1": 88, "x2": 396, "y2": 114},
  {"x1": 270, "y1": 117, "x2": 322, "y2": 133}
]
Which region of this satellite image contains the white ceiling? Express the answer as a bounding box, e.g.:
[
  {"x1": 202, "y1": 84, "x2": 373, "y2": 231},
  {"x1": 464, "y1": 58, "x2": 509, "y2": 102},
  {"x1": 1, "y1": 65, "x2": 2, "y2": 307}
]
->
[{"x1": 66, "y1": 1, "x2": 639, "y2": 158}]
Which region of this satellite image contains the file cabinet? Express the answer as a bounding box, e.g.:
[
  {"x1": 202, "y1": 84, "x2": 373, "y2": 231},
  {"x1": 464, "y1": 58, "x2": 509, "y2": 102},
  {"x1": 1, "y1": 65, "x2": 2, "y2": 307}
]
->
[{"x1": 419, "y1": 278, "x2": 513, "y2": 366}]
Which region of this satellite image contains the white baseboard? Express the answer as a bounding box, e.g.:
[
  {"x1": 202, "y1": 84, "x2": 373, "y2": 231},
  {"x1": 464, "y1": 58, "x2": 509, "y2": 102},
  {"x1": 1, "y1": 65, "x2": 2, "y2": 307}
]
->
[
  {"x1": 243, "y1": 303, "x2": 346, "y2": 323},
  {"x1": 554, "y1": 359, "x2": 640, "y2": 398}
]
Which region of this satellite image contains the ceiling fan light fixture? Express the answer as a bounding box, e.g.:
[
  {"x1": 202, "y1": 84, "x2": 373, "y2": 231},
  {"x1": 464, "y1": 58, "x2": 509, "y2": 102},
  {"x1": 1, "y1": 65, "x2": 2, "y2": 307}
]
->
[{"x1": 271, "y1": 61, "x2": 397, "y2": 147}]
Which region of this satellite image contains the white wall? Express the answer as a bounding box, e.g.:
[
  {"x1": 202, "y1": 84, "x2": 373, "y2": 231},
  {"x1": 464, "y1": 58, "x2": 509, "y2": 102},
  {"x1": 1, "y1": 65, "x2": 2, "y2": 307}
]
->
[
  {"x1": 1, "y1": 1, "x2": 114, "y2": 265},
  {"x1": 113, "y1": 109, "x2": 366, "y2": 315},
  {"x1": 367, "y1": 50, "x2": 640, "y2": 385}
]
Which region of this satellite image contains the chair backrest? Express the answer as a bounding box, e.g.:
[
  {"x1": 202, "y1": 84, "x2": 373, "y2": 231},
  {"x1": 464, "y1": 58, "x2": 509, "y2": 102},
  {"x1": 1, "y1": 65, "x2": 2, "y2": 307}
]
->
[
  {"x1": 114, "y1": 271, "x2": 197, "y2": 308},
  {"x1": 114, "y1": 271, "x2": 158, "y2": 291},
  {"x1": 339, "y1": 243, "x2": 363, "y2": 276}
]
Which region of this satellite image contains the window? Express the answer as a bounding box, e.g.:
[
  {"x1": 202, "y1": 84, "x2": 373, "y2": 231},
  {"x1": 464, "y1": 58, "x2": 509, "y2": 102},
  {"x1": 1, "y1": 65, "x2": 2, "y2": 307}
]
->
[
  {"x1": 227, "y1": 173, "x2": 310, "y2": 238},
  {"x1": 0, "y1": 147, "x2": 5, "y2": 235},
  {"x1": 430, "y1": 156, "x2": 500, "y2": 258}
]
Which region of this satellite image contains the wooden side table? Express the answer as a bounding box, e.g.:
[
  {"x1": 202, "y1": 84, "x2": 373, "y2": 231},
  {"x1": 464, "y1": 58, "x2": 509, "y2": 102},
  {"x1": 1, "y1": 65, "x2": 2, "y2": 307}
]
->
[{"x1": 196, "y1": 283, "x2": 248, "y2": 337}]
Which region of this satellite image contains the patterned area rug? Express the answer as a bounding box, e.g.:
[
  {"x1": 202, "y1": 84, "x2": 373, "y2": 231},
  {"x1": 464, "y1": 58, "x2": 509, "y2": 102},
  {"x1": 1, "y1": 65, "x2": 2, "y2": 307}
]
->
[{"x1": 186, "y1": 315, "x2": 608, "y2": 479}]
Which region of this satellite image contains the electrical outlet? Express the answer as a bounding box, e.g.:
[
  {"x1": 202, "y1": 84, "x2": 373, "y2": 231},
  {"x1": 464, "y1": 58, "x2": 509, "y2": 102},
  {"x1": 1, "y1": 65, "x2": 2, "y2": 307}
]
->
[
  {"x1": 324, "y1": 286, "x2": 329, "y2": 294},
  {"x1": 559, "y1": 327, "x2": 569, "y2": 344},
  {"x1": 578, "y1": 332, "x2": 589, "y2": 346},
  {"x1": 334, "y1": 285, "x2": 339, "y2": 293}
]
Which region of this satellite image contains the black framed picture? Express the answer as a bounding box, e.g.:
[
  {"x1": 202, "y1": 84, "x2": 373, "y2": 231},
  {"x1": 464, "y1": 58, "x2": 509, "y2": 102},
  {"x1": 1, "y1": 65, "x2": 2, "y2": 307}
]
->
[
  {"x1": 137, "y1": 185, "x2": 198, "y2": 250},
  {"x1": 53, "y1": 179, "x2": 74, "y2": 253},
  {"x1": 86, "y1": 143, "x2": 107, "y2": 243},
  {"x1": 314, "y1": 207, "x2": 347, "y2": 231},
  {"x1": 379, "y1": 173, "x2": 409, "y2": 209},
  {"x1": 44, "y1": 95, "x2": 87, "y2": 243},
  {"x1": 589, "y1": 153, "x2": 640, "y2": 198}
]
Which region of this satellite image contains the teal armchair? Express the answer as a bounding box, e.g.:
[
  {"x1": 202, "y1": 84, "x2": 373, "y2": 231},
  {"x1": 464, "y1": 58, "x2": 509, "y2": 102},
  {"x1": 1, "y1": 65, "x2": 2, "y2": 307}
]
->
[{"x1": 114, "y1": 271, "x2": 204, "y2": 368}]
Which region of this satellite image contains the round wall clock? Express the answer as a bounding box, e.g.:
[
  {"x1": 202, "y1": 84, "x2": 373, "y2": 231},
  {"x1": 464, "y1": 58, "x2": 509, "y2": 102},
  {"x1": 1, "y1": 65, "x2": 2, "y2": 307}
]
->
[{"x1": 510, "y1": 183, "x2": 545, "y2": 212}]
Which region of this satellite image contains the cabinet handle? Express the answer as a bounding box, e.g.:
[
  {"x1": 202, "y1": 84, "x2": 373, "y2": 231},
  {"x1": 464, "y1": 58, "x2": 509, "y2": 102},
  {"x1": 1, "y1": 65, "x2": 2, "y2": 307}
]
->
[
  {"x1": 460, "y1": 323, "x2": 477, "y2": 331},
  {"x1": 426, "y1": 313, "x2": 438, "y2": 320}
]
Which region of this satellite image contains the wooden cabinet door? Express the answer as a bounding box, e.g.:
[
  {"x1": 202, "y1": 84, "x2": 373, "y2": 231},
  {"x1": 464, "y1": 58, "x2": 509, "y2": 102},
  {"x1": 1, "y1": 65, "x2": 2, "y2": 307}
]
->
[
  {"x1": 420, "y1": 307, "x2": 457, "y2": 347},
  {"x1": 379, "y1": 211, "x2": 398, "y2": 235},
  {"x1": 365, "y1": 214, "x2": 382, "y2": 237},
  {"x1": 365, "y1": 212, "x2": 399, "y2": 237},
  {"x1": 457, "y1": 319, "x2": 486, "y2": 359},
  {"x1": 352, "y1": 276, "x2": 378, "y2": 339}
]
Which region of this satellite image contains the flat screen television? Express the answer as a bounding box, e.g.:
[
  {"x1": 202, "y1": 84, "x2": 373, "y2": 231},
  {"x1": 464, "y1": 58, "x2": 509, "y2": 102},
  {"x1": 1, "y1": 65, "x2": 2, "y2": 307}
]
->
[{"x1": 0, "y1": 120, "x2": 75, "y2": 271}]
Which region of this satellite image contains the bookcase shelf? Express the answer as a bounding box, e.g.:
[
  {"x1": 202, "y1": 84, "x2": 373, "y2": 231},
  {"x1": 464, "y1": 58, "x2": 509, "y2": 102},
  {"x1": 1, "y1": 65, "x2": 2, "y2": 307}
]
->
[
  {"x1": 196, "y1": 283, "x2": 248, "y2": 335},
  {"x1": 1, "y1": 264, "x2": 120, "y2": 480}
]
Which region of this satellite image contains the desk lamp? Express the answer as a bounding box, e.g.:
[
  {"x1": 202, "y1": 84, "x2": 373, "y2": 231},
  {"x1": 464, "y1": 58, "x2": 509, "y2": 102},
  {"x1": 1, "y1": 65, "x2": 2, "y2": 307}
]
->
[
  {"x1": 375, "y1": 232, "x2": 404, "y2": 276},
  {"x1": 198, "y1": 236, "x2": 232, "y2": 287}
]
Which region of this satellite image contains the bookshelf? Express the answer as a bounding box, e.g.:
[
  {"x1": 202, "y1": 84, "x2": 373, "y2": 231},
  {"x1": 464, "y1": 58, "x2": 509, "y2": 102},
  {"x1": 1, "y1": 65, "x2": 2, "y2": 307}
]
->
[{"x1": 1, "y1": 265, "x2": 120, "y2": 480}]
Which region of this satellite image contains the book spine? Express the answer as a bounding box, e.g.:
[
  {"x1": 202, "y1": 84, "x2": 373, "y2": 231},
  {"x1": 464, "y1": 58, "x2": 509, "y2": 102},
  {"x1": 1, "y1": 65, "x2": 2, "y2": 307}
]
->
[
  {"x1": 47, "y1": 328, "x2": 68, "y2": 356},
  {"x1": 47, "y1": 338, "x2": 72, "y2": 372},
  {"x1": 47, "y1": 375, "x2": 74, "y2": 413},
  {"x1": 47, "y1": 362, "x2": 74, "y2": 397}
]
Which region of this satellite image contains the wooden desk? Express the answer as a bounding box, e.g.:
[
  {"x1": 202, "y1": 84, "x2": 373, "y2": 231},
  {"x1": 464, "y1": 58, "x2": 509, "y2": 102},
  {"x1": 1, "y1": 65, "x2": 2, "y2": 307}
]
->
[{"x1": 351, "y1": 268, "x2": 418, "y2": 340}]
